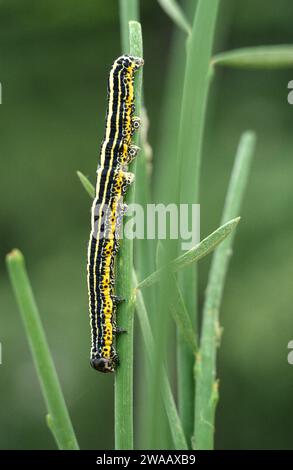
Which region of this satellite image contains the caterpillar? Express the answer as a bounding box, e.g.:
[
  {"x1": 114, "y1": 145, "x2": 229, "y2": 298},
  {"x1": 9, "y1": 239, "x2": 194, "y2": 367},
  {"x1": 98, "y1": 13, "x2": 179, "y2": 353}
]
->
[{"x1": 87, "y1": 55, "x2": 143, "y2": 373}]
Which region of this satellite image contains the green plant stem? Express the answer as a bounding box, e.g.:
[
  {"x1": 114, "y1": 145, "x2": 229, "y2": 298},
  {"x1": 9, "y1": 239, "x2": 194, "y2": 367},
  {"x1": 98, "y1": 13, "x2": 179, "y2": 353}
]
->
[
  {"x1": 148, "y1": 240, "x2": 178, "y2": 449},
  {"x1": 137, "y1": 218, "x2": 240, "y2": 289},
  {"x1": 193, "y1": 131, "x2": 256, "y2": 450},
  {"x1": 133, "y1": 270, "x2": 188, "y2": 450},
  {"x1": 119, "y1": 0, "x2": 139, "y2": 53},
  {"x1": 177, "y1": 0, "x2": 219, "y2": 443},
  {"x1": 6, "y1": 250, "x2": 79, "y2": 450},
  {"x1": 153, "y1": 26, "x2": 186, "y2": 201},
  {"x1": 114, "y1": 20, "x2": 143, "y2": 451}
]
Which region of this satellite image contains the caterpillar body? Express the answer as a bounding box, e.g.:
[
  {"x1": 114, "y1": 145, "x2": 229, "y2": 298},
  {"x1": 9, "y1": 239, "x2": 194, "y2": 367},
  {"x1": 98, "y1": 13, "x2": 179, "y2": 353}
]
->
[{"x1": 87, "y1": 55, "x2": 143, "y2": 373}]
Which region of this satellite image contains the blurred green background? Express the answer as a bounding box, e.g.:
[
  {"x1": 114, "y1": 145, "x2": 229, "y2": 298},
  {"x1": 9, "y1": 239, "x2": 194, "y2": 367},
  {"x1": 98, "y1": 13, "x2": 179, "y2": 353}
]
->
[{"x1": 1, "y1": 0, "x2": 293, "y2": 449}]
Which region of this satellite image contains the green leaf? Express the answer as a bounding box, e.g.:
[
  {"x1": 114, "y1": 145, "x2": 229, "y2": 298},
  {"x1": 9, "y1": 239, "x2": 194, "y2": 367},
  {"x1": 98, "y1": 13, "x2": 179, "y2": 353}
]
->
[
  {"x1": 157, "y1": 0, "x2": 191, "y2": 35},
  {"x1": 137, "y1": 217, "x2": 240, "y2": 290},
  {"x1": 76, "y1": 171, "x2": 94, "y2": 198},
  {"x1": 212, "y1": 45, "x2": 293, "y2": 69}
]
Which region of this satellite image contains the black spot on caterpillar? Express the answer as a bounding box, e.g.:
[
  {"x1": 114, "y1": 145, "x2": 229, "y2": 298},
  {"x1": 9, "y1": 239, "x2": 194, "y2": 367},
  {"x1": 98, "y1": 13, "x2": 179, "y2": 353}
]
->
[{"x1": 87, "y1": 55, "x2": 143, "y2": 373}]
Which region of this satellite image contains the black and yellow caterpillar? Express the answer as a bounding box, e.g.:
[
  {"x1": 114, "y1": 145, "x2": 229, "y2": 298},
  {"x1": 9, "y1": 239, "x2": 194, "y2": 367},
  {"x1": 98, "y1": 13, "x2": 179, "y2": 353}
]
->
[{"x1": 87, "y1": 55, "x2": 143, "y2": 373}]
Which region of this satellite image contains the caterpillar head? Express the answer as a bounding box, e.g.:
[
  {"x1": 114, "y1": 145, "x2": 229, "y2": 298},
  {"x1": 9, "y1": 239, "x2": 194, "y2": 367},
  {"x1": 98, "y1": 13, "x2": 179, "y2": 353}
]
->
[
  {"x1": 116, "y1": 55, "x2": 144, "y2": 71},
  {"x1": 130, "y1": 55, "x2": 144, "y2": 70},
  {"x1": 90, "y1": 356, "x2": 115, "y2": 373}
]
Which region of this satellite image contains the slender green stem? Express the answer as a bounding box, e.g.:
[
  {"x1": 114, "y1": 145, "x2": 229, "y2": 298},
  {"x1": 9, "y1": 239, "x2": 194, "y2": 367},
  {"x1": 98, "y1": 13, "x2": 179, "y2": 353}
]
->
[
  {"x1": 194, "y1": 131, "x2": 256, "y2": 450},
  {"x1": 119, "y1": 0, "x2": 139, "y2": 53},
  {"x1": 148, "y1": 239, "x2": 178, "y2": 449},
  {"x1": 137, "y1": 218, "x2": 240, "y2": 289},
  {"x1": 114, "y1": 21, "x2": 143, "y2": 451},
  {"x1": 152, "y1": 19, "x2": 189, "y2": 447},
  {"x1": 176, "y1": 0, "x2": 220, "y2": 443},
  {"x1": 153, "y1": 25, "x2": 185, "y2": 201},
  {"x1": 6, "y1": 250, "x2": 79, "y2": 450},
  {"x1": 133, "y1": 270, "x2": 188, "y2": 450}
]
